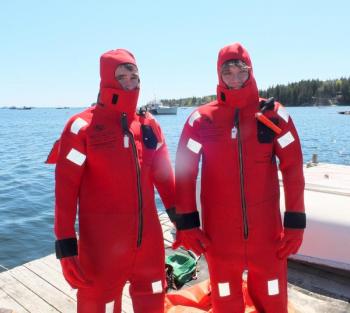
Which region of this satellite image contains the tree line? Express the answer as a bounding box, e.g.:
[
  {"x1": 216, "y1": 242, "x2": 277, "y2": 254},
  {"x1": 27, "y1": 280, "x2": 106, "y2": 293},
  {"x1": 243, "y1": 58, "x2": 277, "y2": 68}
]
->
[{"x1": 161, "y1": 77, "x2": 350, "y2": 107}]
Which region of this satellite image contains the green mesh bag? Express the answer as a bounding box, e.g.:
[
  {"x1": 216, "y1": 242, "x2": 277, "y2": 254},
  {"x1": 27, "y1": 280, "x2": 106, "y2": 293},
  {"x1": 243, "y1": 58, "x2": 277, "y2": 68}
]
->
[{"x1": 165, "y1": 252, "x2": 197, "y2": 289}]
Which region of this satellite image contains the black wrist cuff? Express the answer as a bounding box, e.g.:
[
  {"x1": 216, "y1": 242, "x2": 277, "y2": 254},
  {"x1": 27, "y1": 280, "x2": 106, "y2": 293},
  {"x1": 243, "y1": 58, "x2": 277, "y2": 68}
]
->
[
  {"x1": 55, "y1": 238, "x2": 78, "y2": 259},
  {"x1": 176, "y1": 212, "x2": 200, "y2": 230},
  {"x1": 284, "y1": 212, "x2": 306, "y2": 229},
  {"x1": 166, "y1": 207, "x2": 177, "y2": 223}
]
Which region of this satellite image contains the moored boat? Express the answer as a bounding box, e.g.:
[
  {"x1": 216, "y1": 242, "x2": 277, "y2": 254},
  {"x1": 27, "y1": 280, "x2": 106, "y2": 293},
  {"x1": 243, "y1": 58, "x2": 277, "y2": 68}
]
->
[{"x1": 146, "y1": 100, "x2": 177, "y2": 115}]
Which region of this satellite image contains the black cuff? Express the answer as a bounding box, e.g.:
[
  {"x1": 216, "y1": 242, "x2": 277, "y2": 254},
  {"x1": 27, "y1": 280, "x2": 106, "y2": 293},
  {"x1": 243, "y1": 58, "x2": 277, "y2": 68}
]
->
[
  {"x1": 55, "y1": 238, "x2": 78, "y2": 259},
  {"x1": 284, "y1": 212, "x2": 306, "y2": 229},
  {"x1": 166, "y1": 207, "x2": 177, "y2": 223},
  {"x1": 176, "y1": 212, "x2": 200, "y2": 230}
]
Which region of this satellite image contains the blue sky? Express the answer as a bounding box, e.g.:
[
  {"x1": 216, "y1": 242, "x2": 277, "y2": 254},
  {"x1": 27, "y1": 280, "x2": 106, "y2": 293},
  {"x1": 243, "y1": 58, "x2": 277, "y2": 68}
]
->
[{"x1": 1, "y1": 0, "x2": 349, "y2": 107}]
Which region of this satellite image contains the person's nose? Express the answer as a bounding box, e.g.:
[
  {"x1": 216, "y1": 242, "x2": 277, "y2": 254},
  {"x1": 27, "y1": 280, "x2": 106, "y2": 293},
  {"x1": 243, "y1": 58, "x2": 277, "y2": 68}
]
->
[{"x1": 124, "y1": 79, "x2": 134, "y2": 90}]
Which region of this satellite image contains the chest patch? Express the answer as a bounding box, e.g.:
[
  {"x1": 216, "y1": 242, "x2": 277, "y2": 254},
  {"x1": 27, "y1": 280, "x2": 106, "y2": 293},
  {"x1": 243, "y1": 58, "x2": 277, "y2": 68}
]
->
[
  {"x1": 141, "y1": 125, "x2": 158, "y2": 149},
  {"x1": 257, "y1": 118, "x2": 279, "y2": 143}
]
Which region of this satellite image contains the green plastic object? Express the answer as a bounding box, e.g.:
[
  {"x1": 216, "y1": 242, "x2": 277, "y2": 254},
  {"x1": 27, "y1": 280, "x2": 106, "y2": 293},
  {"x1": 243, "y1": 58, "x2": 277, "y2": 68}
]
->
[{"x1": 165, "y1": 252, "x2": 197, "y2": 287}]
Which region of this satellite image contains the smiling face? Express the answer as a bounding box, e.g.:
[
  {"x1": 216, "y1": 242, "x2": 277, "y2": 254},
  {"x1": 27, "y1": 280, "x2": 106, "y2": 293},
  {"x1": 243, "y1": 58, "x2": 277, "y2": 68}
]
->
[
  {"x1": 220, "y1": 60, "x2": 250, "y2": 90},
  {"x1": 115, "y1": 63, "x2": 139, "y2": 91}
]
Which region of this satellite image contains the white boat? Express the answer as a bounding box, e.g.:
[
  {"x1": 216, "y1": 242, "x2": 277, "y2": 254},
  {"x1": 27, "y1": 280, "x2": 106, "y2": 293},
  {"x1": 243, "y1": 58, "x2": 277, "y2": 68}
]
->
[
  {"x1": 195, "y1": 163, "x2": 350, "y2": 273},
  {"x1": 146, "y1": 100, "x2": 177, "y2": 115},
  {"x1": 282, "y1": 163, "x2": 350, "y2": 272}
]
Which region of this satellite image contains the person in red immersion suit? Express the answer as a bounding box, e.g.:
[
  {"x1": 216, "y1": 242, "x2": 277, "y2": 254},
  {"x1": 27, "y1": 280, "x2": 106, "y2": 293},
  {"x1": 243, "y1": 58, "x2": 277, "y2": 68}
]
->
[
  {"x1": 49, "y1": 49, "x2": 176, "y2": 313},
  {"x1": 173, "y1": 43, "x2": 306, "y2": 313}
]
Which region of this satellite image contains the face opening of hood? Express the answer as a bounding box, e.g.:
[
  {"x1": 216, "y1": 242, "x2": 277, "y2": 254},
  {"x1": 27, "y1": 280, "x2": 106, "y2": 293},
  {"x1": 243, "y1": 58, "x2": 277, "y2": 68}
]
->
[
  {"x1": 216, "y1": 43, "x2": 259, "y2": 109},
  {"x1": 98, "y1": 49, "x2": 140, "y2": 117}
]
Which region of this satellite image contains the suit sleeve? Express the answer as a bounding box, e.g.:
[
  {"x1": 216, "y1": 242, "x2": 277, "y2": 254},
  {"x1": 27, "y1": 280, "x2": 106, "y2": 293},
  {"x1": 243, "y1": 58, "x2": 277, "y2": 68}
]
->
[
  {"x1": 54, "y1": 117, "x2": 87, "y2": 257},
  {"x1": 175, "y1": 111, "x2": 202, "y2": 229},
  {"x1": 274, "y1": 104, "x2": 306, "y2": 229},
  {"x1": 151, "y1": 123, "x2": 176, "y2": 220}
]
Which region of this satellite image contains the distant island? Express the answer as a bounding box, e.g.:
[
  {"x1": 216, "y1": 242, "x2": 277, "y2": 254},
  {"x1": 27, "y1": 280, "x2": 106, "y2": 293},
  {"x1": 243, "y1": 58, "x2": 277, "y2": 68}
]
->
[
  {"x1": 161, "y1": 77, "x2": 350, "y2": 107},
  {"x1": 4, "y1": 106, "x2": 33, "y2": 110}
]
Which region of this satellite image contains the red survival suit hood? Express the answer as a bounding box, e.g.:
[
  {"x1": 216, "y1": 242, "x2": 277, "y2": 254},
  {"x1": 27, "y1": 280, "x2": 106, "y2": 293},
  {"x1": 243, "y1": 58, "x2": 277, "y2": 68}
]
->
[
  {"x1": 216, "y1": 43, "x2": 259, "y2": 109},
  {"x1": 98, "y1": 49, "x2": 139, "y2": 117}
]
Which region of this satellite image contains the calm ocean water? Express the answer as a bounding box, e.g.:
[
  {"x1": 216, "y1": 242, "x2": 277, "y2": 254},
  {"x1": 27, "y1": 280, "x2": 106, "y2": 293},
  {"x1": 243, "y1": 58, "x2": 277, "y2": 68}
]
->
[{"x1": 0, "y1": 106, "x2": 349, "y2": 270}]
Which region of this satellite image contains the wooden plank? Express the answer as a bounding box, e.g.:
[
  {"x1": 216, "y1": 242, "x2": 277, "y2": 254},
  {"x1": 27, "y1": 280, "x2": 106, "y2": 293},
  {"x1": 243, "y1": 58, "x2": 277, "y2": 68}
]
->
[
  {"x1": 39, "y1": 255, "x2": 61, "y2": 273},
  {"x1": 0, "y1": 288, "x2": 29, "y2": 313},
  {"x1": 0, "y1": 272, "x2": 59, "y2": 312},
  {"x1": 23, "y1": 260, "x2": 76, "y2": 300},
  {"x1": 8, "y1": 266, "x2": 76, "y2": 313},
  {"x1": 288, "y1": 285, "x2": 350, "y2": 313},
  {"x1": 163, "y1": 229, "x2": 174, "y2": 246},
  {"x1": 162, "y1": 216, "x2": 175, "y2": 248}
]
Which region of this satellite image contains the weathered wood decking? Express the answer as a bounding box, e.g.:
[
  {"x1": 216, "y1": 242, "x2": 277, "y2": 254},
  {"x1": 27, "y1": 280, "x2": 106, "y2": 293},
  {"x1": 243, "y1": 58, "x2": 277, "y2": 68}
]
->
[
  {"x1": 1, "y1": 213, "x2": 349, "y2": 312},
  {"x1": 0, "y1": 213, "x2": 174, "y2": 313},
  {"x1": 1, "y1": 163, "x2": 350, "y2": 312}
]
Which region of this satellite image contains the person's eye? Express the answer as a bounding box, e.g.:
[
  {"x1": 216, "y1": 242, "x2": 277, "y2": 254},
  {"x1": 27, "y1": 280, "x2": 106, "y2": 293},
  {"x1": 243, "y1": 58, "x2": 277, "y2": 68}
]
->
[{"x1": 116, "y1": 75, "x2": 125, "y2": 80}]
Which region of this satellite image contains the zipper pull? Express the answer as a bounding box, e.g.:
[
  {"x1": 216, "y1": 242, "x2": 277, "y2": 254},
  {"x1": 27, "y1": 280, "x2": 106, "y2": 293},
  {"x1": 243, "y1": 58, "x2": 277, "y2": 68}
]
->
[
  {"x1": 121, "y1": 112, "x2": 128, "y2": 132},
  {"x1": 231, "y1": 126, "x2": 237, "y2": 139},
  {"x1": 234, "y1": 108, "x2": 240, "y2": 127},
  {"x1": 121, "y1": 113, "x2": 129, "y2": 148},
  {"x1": 232, "y1": 108, "x2": 239, "y2": 139}
]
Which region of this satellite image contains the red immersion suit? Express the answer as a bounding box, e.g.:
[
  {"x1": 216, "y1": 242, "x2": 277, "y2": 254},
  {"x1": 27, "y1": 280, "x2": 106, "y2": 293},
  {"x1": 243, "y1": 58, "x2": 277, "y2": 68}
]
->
[
  {"x1": 175, "y1": 43, "x2": 305, "y2": 313},
  {"x1": 51, "y1": 49, "x2": 175, "y2": 312}
]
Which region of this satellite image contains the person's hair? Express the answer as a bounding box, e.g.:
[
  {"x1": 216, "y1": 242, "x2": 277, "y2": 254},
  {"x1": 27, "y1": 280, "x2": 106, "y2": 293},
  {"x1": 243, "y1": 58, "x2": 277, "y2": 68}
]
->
[
  {"x1": 119, "y1": 63, "x2": 137, "y2": 72},
  {"x1": 221, "y1": 59, "x2": 250, "y2": 73}
]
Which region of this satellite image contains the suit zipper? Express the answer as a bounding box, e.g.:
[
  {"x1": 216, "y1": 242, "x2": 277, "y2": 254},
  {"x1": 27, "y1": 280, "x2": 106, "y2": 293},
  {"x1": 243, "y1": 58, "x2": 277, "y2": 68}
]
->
[
  {"x1": 234, "y1": 109, "x2": 249, "y2": 239},
  {"x1": 121, "y1": 113, "x2": 143, "y2": 247}
]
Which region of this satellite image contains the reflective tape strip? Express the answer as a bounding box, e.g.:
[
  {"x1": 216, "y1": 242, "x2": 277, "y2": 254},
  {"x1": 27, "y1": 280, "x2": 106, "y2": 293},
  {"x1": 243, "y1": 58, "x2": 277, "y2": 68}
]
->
[
  {"x1": 123, "y1": 135, "x2": 129, "y2": 148},
  {"x1": 105, "y1": 301, "x2": 115, "y2": 313},
  {"x1": 70, "y1": 117, "x2": 88, "y2": 135},
  {"x1": 188, "y1": 111, "x2": 201, "y2": 127},
  {"x1": 156, "y1": 142, "x2": 163, "y2": 150},
  {"x1": 277, "y1": 131, "x2": 295, "y2": 149},
  {"x1": 66, "y1": 148, "x2": 86, "y2": 166},
  {"x1": 152, "y1": 280, "x2": 163, "y2": 294},
  {"x1": 187, "y1": 138, "x2": 202, "y2": 154},
  {"x1": 277, "y1": 105, "x2": 289, "y2": 123},
  {"x1": 268, "y1": 279, "x2": 279, "y2": 296},
  {"x1": 218, "y1": 282, "x2": 230, "y2": 297},
  {"x1": 231, "y1": 127, "x2": 237, "y2": 139}
]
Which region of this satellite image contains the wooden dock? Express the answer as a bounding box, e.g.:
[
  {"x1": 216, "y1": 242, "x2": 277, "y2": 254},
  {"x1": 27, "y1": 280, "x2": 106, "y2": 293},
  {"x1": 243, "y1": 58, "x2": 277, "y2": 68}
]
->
[
  {"x1": 1, "y1": 163, "x2": 350, "y2": 312},
  {"x1": 0, "y1": 213, "x2": 174, "y2": 313}
]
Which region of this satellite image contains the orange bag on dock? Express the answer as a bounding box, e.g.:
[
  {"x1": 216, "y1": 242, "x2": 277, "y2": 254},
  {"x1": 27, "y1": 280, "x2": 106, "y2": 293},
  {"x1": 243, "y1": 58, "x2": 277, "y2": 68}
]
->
[{"x1": 165, "y1": 279, "x2": 295, "y2": 313}]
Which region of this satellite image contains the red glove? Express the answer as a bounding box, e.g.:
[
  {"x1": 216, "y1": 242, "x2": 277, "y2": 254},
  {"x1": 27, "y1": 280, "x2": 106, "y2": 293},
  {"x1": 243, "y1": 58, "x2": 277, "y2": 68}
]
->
[
  {"x1": 172, "y1": 228, "x2": 210, "y2": 256},
  {"x1": 277, "y1": 228, "x2": 304, "y2": 259},
  {"x1": 60, "y1": 256, "x2": 91, "y2": 289}
]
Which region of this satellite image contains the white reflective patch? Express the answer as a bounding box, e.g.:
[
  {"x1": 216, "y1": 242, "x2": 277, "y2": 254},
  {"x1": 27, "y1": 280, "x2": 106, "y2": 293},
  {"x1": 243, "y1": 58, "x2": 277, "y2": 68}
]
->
[
  {"x1": 123, "y1": 135, "x2": 129, "y2": 148},
  {"x1": 277, "y1": 131, "x2": 295, "y2": 149},
  {"x1": 218, "y1": 282, "x2": 230, "y2": 297},
  {"x1": 187, "y1": 138, "x2": 202, "y2": 154},
  {"x1": 231, "y1": 126, "x2": 237, "y2": 139},
  {"x1": 156, "y1": 142, "x2": 163, "y2": 150},
  {"x1": 66, "y1": 148, "x2": 86, "y2": 166},
  {"x1": 105, "y1": 300, "x2": 114, "y2": 313},
  {"x1": 268, "y1": 279, "x2": 279, "y2": 296},
  {"x1": 188, "y1": 111, "x2": 201, "y2": 127},
  {"x1": 70, "y1": 117, "x2": 88, "y2": 135},
  {"x1": 152, "y1": 280, "x2": 163, "y2": 294},
  {"x1": 277, "y1": 106, "x2": 289, "y2": 123}
]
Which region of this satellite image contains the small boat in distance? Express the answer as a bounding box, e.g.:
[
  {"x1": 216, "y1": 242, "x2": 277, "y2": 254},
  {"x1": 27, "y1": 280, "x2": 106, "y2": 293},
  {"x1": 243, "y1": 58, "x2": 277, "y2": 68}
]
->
[
  {"x1": 146, "y1": 100, "x2": 177, "y2": 115},
  {"x1": 338, "y1": 111, "x2": 350, "y2": 115}
]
